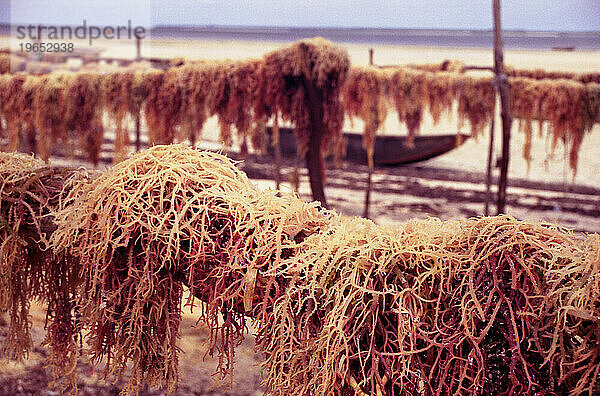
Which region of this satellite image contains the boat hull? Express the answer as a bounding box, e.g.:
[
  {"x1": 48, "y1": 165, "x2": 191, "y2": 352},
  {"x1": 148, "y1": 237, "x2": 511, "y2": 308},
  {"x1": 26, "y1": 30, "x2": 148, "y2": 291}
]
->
[{"x1": 268, "y1": 127, "x2": 470, "y2": 166}]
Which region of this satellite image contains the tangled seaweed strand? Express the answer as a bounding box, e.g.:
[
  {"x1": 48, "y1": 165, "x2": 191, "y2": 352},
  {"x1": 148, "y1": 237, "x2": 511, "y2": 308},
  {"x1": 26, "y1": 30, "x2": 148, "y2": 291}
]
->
[{"x1": 0, "y1": 153, "x2": 90, "y2": 392}]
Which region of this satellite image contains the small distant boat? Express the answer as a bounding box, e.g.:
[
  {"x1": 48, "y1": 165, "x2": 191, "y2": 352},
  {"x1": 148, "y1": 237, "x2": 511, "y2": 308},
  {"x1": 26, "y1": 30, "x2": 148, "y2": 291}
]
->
[
  {"x1": 267, "y1": 127, "x2": 470, "y2": 166},
  {"x1": 552, "y1": 46, "x2": 575, "y2": 52}
]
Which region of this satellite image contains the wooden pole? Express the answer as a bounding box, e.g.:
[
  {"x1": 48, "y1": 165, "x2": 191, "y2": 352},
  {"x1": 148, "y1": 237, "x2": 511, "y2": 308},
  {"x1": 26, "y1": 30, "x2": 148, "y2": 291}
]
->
[
  {"x1": 135, "y1": 34, "x2": 142, "y2": 61},
  {"x1": 363, "y1": 160, "x2": 373, "y2": 218},
  {"x1": 493, "y1": 0, "x2": 513, "y2": 214},
  {"x1": 484, "y1": 99, "x2": 496, "y2": 216},
  {"x1": 363, "y1": 49, "x2": 375, "y2": 219},
  {"x1": 135, "y1": 114, "x2": 141, "y2": 152},
  {"x1": 299, "y1": 43, "x2": 328, "y2": 208},
  {"x1": 273, "y1": 114, "x2": 281, "y2": 190}
]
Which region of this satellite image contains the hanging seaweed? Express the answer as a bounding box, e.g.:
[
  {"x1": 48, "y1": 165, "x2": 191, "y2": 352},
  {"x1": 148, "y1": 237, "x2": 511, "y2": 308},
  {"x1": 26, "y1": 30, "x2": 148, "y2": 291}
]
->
[
  {"x1": 455, "y1": 75, "x2": 496, "y2": 138},
  {"x1": 101, "y1": 72, "x2": 133, "y2": 163},
  {"x1": 33, "y1": 73, "x2": 72, "y2": 162},
  {"x1": 407, "y1": 59, "x2": 465, "y2": 73},
  {"x1": 0, "y1": 153, "x2": 91, "y2": 392},
  {"x1": 144, "y1": 68, "x2": 182, "y2": 145},
  {"x1": 505, "y1": 65, "x2": 600, "y2": 85},
  {"x1": 582, "y1": 82, "x2": 600, "y2": 131},
  {"x1": 424, "y1": 71, "x2": 457, "y2": 125},
  {"x1": 0, "y1": 75, "x2": 28, "y2": 151},
  {"x1": 509, "y1": 77, "x2": 543, "y2": 171},
  {"x1": 225, "y1": 59, "x2": 262, "y2": 146},
  {"x1": 178, "y1": 62, "x2": 210, "y2": 147},
  {"x1": 0, "y1": 53, "x2": 26, "y2": 74},
  {"x1": 49, "y1": 145, "x2": 330, "y2": 394},
  {"x1": 386, "y1": 67, "x2": 427, "y2": 147},
  {"x1": 536, "y1": 79, "x2": 586, "y2": 176},
  {"x1": 205, "y1": 59, "x2": 262, "y2": 148},
  {"x1": 341, "y1": 66, "x2": 388, "y2": 167},
  {"x1": 257, "y1": 37, "x2": 350, "y2": 160},
  {"x1": 64, "y1": 73, "x2": 104, "y2": 166}
]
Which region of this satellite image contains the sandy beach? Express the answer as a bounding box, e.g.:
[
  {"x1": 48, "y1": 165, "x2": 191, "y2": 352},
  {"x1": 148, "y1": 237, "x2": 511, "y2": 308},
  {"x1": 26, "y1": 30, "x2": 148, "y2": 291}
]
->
[{"x1": 78, "y1": 37, "x2": 600, "y2": 232}]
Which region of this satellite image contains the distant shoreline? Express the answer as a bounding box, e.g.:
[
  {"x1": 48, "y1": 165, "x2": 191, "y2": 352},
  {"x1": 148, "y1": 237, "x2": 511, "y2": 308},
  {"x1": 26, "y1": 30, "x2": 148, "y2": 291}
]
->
[
  {"x1": 150, "y1": 26, "x2": 600, "y2": 50},
  {"x1": 1, "y1": 23, "x2": 599, "y2": 50}
]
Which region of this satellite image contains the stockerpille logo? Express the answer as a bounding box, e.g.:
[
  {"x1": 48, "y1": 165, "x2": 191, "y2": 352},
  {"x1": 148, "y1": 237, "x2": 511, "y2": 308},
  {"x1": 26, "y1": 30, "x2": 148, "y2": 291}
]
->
[{"x1": 15, "y1": 20, "x2": 146, "y2": 46}]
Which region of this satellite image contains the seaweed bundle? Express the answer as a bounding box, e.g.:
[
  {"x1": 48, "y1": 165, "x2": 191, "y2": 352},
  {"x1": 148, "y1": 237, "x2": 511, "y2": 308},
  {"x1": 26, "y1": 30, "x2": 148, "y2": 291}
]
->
[
  {"x1": 1, "y1": 146, "x2": 600, "y2": 395},
  {"x1": 64, "y1": 73, "x2": 104, "y2": 166},
  {"x1": 509, "y1": 77, "x2": 542, "y2": 169},
  {"x1": 257, "y1": 37, "x2": 350, "y2": 160},
  {"x1": 455, "y1": 75, "x2": 496, "y2": 139},
  {"x1": 583, "y1": 83, "x2": 600, "y2": 131},
  {"x1": 406, "y1": 60, "x2": 465, "y2": 73},
  {"x1": 0, "y1": 53, "x2": 26, "y2": 74},
  {"x1": 205, "y1": 59, "x2": 262, "y2": 147},
  {"x1": 535, "y1": 79, "x2": 586, "y2": 176},
  {"x1": 49, "y1": 145, "x2": 330, "y2": 393},
  {"x1": 386, "y1": 67, "x2": 428, "y2": 147},
  {"x1": 0, "y1": 153, "x2": 91, "y2": 392},
  {"x1": 0, "y1": 74, "x2": 30, "y2": 151},
  {"x1": 34, "y1": 73, "x2": 73, "y2": 162},
  {"x1": 505, "y1": 65, "x2": 600, "y2": 85},
  {"x1": 101, "y1": 71, "x2": 136, "y2": 163},
  {"x1": 424, "y1": 71, "x2": 458, "y2": 125},
  {"x1": 144, "y1": 68, "x2": 181, "y2": 145},
  {"x1": 252, "y1": 215, "x2": 600, "y2": 395},
  {"x1": 220, "y1": 59, "x2": 262, "y2": 147},
  {"x1": 507, "y1": 77, "x2": 600, "y2": 177},
  {"x1": 341, "y1": 66, "x2": 389, "y2": 167},
  {"x1": 177, "y1": 62, "x2": 212, "y2": 147}
]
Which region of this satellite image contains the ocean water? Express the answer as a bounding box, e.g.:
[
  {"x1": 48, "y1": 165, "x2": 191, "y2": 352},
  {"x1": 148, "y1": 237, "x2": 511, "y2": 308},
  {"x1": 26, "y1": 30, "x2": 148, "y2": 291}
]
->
[{"x1": 151, "y1": 26, "x2": 600, "y2": 50}]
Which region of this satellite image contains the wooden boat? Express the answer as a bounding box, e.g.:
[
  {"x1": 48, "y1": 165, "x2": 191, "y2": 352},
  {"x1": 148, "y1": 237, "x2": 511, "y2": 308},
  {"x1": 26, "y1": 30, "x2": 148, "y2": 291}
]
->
[
  {"x1": 552, "y1": 46, "x2": 575, "y2": 52},
  {"x1": 267, "y1": 127, "x2": 471, "y2": 166}
]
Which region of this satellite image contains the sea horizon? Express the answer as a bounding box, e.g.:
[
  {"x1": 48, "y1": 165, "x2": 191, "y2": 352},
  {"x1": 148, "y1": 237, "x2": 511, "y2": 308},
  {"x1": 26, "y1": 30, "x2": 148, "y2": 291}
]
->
[{"x1": 1, "y1": 23, "x2": 599, "y2": 50}]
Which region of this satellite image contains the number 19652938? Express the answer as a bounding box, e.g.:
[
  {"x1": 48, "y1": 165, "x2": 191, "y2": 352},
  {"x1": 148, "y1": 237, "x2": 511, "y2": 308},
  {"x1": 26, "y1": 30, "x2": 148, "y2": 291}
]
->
[{"x1": 19, "y1": 42, "x2": 74, "y2": 52}]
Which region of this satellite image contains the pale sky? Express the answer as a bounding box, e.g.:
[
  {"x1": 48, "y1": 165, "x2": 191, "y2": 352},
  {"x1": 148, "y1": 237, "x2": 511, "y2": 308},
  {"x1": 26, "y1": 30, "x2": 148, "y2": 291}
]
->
[{"x1": 2, "y1": 0, "x2": 599, "y2": 31}]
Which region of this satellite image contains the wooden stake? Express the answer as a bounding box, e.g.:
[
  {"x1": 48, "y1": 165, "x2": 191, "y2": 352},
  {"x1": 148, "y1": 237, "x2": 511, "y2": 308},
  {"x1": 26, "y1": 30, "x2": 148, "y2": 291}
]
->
[
  {"x1": 135, "y1": 114, "x2": 141, "y2": 152},
  {"x1": 363, "y1": 48, "x2": 375, "y2": 219},
  {"x1": 484, "y1": 96, "x2": 496, "y2": 216},
  {"x1": 273, "y1": 114, "x2": 281, "y2": 190},
  {"x1": 135, "y1": 34, "x2": 142, "y2": 61},
  {"x1": 363, "y1": 163, "x2": 373, "y2": 218},
  {"x1": 493, "y1": 0, "x2": 513, "y2": 214}
]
